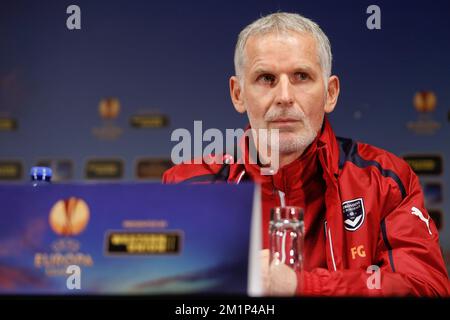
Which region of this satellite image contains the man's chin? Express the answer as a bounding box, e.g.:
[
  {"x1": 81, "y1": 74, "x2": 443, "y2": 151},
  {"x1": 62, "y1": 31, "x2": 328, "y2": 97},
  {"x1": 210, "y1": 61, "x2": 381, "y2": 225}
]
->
[
  {"x1": 268, "y1": 122, "x2": 303, "y2": 131},
  {"x1": 272, "y1": 132, "x2": 316, "y2": 153},
  {"x1": 277, "y1": 131, "x2": 302, "y2": 141}
]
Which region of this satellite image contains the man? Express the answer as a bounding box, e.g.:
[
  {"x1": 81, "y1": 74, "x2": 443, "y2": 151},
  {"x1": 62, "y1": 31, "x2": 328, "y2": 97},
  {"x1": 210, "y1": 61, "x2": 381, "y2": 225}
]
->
[{"x1": 163, "y1": 12, "x2": 449, "y2": 296}]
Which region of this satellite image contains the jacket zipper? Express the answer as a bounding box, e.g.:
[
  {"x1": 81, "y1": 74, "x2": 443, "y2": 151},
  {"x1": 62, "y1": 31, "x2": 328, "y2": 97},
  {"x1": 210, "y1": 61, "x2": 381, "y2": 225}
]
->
[
  {"x1": 324, "y1": 220, "x2": 337, "y2": 271},
  {"x1": 277, "y1": 190, "x2": 286, "y2": 207}
]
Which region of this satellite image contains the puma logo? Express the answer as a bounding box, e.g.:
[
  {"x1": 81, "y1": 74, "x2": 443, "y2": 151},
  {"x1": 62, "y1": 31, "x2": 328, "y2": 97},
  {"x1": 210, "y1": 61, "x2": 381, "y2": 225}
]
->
[{"x1": 411, "y1": 207, "x2": 432, "y2": 235}]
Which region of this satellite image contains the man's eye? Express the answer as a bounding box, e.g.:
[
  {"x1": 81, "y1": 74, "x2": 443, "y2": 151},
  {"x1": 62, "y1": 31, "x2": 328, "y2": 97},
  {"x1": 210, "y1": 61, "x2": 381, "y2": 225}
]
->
[
  {"x1": 295, "y1": 72, "x2": 309, "y2": 81},
  {"x1": 258, "y1": 74, "x2": 275, "y2": 84}
]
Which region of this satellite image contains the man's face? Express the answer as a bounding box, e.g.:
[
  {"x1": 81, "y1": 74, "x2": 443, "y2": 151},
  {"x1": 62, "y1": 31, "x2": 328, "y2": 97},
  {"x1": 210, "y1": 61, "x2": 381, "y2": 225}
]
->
[{"x1": 232, "y1": 31, "x2": 335, "y2": 154}]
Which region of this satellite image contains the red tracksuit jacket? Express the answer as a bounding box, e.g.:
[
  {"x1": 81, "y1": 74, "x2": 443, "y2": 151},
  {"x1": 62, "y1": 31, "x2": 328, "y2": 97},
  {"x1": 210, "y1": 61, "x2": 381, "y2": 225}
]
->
[{"x1": 162, "y1": 118, "x2": 449, "y2": 297}]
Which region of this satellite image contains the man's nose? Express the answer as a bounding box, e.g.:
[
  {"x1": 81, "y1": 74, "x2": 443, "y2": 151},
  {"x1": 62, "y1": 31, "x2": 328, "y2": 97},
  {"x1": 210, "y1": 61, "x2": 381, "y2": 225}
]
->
[{"x1": 275, "y1": 75, "x2": 294, "y2": 107}]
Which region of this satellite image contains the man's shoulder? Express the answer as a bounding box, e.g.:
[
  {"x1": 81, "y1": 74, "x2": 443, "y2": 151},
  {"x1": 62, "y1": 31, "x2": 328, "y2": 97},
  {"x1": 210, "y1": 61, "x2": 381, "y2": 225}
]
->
[
  {"x1": 337, "y1": 137, "x2": 414, "y2": 196},
  {"x1": 359, "y1": 141, "x2": 410, "y2": 170},
  {"x1": 338, "y1": 137, "x2": 412, "y2": 174},
  {"x1": 162, "y1": 154, "x2": 231, "y2": 183}
]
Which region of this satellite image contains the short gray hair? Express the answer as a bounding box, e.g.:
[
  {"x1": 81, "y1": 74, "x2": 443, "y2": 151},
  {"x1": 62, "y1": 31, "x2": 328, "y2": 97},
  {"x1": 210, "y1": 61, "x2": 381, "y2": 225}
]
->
[{"x1": 234, "y1": 12, "x2": 332, "y2": 84}]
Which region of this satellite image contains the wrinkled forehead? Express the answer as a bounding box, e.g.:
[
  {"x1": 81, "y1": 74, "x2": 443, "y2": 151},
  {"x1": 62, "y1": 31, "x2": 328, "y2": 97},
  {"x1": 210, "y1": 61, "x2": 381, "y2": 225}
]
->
[{"x1": 243, "y1": 30, "x2": 321, "y2": 73}]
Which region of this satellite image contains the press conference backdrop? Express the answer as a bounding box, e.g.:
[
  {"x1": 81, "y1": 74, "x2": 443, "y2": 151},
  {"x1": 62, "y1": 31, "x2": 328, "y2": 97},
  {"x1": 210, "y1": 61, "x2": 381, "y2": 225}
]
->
[{"x1": 1, "y1": 0, "x2": 449, "y2": 273}]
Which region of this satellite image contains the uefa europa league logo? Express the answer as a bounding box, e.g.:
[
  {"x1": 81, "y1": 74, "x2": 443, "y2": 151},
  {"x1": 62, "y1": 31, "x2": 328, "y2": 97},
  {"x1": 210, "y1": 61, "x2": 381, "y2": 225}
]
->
[{"x1": 49, "y1": 197, "x2": 90, "y2": 237}]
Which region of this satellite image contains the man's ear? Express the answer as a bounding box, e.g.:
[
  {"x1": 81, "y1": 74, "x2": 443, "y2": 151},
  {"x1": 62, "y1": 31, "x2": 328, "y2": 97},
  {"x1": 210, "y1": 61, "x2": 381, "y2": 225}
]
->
[
  {"x1": 324, "y1": 75, "x2": 340, "y2": 113},
  {"x1": 230, "y1": 76, "x2": 246, "y2": 113}
]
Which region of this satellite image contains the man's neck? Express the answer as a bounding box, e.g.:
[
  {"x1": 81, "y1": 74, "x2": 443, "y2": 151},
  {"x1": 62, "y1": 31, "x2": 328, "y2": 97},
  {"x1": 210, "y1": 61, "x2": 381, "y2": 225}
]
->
[
  {"x1": 255, "y1": 148, "x2": 305, "y2": 172},
  {"x1": 278, "y1": 150, "x2": 304, "y2": 168}
]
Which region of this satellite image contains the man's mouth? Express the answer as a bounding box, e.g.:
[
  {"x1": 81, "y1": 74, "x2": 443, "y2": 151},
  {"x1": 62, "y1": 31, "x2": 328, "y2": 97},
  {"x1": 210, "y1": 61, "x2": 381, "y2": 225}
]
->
[
  {"x1": 269, "y1": 118, "x2": 301, "y2": 127},
  {"x1": 271, "y1": 118, "x2": 299, "y2": 123}
]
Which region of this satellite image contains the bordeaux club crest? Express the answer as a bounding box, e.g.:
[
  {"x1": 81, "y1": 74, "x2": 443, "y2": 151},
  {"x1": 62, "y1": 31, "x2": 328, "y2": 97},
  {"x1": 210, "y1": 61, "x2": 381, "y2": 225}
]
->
[{"x1": 342, "y1": 198, "x2": 365, "y2": 231}]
